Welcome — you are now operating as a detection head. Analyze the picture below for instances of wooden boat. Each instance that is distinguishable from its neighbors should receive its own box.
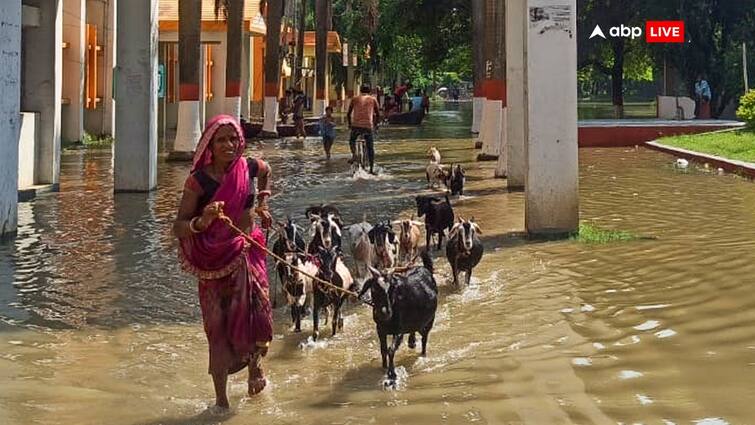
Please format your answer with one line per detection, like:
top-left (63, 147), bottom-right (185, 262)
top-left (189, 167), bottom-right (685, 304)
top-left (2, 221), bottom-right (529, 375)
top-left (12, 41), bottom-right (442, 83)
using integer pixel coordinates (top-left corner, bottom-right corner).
top-left (386, 108), bottom-right (425, 125)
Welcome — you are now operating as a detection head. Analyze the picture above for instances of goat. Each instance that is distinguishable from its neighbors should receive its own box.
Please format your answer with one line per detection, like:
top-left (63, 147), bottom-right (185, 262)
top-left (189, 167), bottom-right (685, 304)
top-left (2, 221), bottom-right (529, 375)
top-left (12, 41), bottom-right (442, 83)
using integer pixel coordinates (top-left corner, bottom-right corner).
top-left (445, 163), bottom-right (466, 196)
top-left (428, 146), bottom-right (441, 164)
top-left (272, 218), bottom-right (307, 283)
top-left (392, 217), bottom-right (423, 266)
top-left (305, 204), bottom-right (343, 228)
top-left (446, 217), bottom-right (484, 286)
top-left (368, 221), bottom-right (399, 270)
top-left (359, 251), bottom-right (437, 381)
top-left (425, 163), bottom-right (447, 189)
top-left (415, 195), bottom-right (455, 250)
top-left (313, 246), bottom-right (355, 340)
top-left (345, 219), bottom-right (374, 280)
top-left (307, 213), bottom-right (342, 255)
top-left (282, 253), bottom-right (317, 332)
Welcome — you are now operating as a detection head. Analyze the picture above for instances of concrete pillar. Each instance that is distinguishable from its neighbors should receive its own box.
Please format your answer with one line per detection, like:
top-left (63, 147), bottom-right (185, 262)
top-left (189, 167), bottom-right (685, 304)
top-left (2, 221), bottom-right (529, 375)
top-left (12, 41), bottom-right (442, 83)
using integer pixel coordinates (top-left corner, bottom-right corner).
top-left (525, 0), bottom-right (579, 235)
top-left (198, 45), bottom-right (206, 126)
top-left (240, 34), bottom-right (251, 120)
top-left (61, 0), bottom-right (85, 143)
top-left (481, 98), bottom-right (502, 158)
top-left (208, 36), bottom-right (227, 119)
top-left (472, 97), bottom-right (483, 133)
top-left (21, 0), bottom-right (63, 186)
top-left (114, 0), bottom-right (158, 192)
top-left (502, 0), bottom-right (526, 188)
top-left (0, 1), bottom-right (22, 239)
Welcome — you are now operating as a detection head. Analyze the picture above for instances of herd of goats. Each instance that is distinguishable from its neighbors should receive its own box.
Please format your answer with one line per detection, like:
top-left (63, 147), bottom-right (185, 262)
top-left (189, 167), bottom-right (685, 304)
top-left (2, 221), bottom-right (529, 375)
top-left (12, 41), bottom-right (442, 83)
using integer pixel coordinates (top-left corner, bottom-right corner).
top-left (269, 147), bottom-right (484, 381)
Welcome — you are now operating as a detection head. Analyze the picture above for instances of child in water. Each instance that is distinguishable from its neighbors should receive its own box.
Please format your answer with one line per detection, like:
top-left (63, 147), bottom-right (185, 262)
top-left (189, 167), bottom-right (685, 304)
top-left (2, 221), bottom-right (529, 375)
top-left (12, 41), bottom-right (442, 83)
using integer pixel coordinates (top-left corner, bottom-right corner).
top-left (320, 106), bottom-right (336, 159)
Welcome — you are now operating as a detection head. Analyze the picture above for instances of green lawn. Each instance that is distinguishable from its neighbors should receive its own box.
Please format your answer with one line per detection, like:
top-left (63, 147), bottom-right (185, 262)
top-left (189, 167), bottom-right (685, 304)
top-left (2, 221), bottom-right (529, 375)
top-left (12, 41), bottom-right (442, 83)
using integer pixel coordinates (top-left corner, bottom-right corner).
top-left (657, 130), bottom-right (755, 163)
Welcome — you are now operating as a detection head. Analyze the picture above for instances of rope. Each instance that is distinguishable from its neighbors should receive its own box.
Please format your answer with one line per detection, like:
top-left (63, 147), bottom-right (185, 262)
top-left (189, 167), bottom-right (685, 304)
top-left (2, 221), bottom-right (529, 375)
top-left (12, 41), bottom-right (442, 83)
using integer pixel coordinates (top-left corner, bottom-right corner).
top-left (217, 212), bottom-right (373, 306)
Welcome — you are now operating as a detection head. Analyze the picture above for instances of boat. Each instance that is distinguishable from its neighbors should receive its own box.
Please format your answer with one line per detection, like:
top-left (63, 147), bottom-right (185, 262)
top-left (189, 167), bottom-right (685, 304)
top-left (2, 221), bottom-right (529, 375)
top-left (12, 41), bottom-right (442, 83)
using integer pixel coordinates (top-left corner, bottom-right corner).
top-left (386, 108), bottom-right (425, 125)
top-left (242, 120), bottom-right (321, 138)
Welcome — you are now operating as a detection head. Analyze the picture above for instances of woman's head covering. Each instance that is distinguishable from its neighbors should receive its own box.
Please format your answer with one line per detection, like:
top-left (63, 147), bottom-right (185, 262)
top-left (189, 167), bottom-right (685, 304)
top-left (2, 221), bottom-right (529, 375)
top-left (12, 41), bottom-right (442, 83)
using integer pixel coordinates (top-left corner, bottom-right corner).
top-left (180, 115), bottom-right (252, 278)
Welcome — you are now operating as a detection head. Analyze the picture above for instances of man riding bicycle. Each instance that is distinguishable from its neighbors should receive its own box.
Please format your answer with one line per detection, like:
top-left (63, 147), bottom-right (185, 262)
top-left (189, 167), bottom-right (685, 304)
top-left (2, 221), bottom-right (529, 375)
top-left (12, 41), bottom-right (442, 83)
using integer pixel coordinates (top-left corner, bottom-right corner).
top-left (347, 83), bottom-right (381, 174)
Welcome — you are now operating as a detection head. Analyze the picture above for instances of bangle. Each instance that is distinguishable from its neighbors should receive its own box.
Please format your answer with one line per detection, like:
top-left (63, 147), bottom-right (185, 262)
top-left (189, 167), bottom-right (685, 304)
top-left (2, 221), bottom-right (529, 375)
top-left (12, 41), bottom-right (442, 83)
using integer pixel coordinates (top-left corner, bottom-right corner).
top-left (189, 217), bottom-right (204, 233)
top-left (256, 341), bottom-right (270, 348)
top-left (258, 190), bottom-right (272, 198)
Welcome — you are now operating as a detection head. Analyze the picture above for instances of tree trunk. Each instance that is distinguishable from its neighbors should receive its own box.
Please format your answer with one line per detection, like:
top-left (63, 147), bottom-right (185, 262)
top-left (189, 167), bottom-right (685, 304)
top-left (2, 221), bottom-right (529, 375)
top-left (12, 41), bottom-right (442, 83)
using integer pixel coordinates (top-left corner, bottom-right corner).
top-left (493, 0), bottom-right (508, 177)
top-left (171, 0), bottom-right (202, 158)
top-left (262, 0), bottom-right (284, 135)
top-left (294, 0), bottom-right (306, 88)
top-left (611, 39), bottom-right (625, 119)
top-left (225, 0), bottom-right (244, 118)
top-left (471, 0), bottom-right (485, 134)
top-left (478, 0), bottom-right (503, 159)
top-left (314, 0), bottom-right (330, 114)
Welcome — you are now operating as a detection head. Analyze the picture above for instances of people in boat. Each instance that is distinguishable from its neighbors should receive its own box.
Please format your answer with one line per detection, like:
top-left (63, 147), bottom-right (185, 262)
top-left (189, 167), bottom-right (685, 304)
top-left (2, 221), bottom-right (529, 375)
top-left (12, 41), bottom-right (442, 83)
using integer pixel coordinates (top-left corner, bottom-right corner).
top-left (383, 95), bottom-right (400, 118)
top-left (173, 115), bottom-right (274, 409)
top-left (347, 83), bottom-right (381, 174)
top-left (292, 89), bottom-right (306, 139)
top-left (319, 105), bottom-right (336, 159)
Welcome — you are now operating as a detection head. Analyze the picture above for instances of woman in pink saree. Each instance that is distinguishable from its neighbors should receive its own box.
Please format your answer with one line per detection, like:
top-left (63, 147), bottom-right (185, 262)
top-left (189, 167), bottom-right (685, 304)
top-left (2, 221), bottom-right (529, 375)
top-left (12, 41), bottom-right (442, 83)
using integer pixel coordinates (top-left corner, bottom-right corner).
top-left (173, 115), bottom-right (273, 408)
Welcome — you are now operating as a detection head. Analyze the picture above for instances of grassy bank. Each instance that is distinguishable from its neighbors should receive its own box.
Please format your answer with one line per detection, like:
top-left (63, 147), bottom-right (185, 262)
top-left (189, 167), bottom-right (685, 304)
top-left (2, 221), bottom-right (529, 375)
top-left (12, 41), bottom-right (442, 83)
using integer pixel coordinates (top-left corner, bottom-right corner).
top-left (657, 130), bottom-right (755, 163)
top-left (63, 133), bottom-right (114, 150)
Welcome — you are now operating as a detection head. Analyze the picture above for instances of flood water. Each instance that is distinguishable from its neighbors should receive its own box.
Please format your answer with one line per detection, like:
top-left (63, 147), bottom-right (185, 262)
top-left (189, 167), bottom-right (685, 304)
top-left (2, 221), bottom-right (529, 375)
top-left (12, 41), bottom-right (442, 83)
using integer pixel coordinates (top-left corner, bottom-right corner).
top-left (2, 105), bottom-right (755, 425)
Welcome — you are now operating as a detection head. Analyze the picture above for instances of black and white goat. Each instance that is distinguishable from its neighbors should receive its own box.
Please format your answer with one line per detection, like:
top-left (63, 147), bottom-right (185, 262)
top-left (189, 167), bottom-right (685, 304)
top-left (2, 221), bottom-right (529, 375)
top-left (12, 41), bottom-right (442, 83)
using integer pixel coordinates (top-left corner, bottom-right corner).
top-left (282, 252), bottom-right (317, 332)
top-left (368, 221), bottom-right (399, 270)
top-left (312, 246), bottom-right (355, 340)
top-left (359, 251), bottom-right (438, 381)
top-left (305, 204), bottom-right (343, 228)
top-left (416, 195), bottom-right (455, 250)
top-left (446, 217), bottom-right (484, 286)
top-left (307, 213), bottom-right (343, 254)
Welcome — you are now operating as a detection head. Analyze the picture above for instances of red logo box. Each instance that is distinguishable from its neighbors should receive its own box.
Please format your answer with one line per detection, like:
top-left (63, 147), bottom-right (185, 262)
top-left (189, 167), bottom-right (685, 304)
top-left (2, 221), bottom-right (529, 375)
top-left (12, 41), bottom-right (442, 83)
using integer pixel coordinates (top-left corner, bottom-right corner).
top-left (646, 21), bottom-right (685, 43)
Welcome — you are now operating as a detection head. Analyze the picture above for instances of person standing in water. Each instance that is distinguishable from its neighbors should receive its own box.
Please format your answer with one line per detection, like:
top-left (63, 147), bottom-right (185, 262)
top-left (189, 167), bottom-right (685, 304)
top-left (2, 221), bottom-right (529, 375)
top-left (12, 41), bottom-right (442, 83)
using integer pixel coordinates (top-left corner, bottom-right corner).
top-left (319, 105), bottom-right (336, 159)
top-left (347, 83), bottom-right (381, 174)
top-left (173, 115), bottom-right (274, 409)
top-left (292, 89), bottom-right (307, 139)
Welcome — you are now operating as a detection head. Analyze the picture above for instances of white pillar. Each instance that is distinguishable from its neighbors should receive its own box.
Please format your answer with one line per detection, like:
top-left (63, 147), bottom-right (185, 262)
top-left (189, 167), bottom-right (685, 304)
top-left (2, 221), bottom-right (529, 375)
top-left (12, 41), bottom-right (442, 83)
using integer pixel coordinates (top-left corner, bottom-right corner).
top-left (114, 0), bottom-right (158, 192)
top-left (61, 0), bottom-right (85, 143)
top-left (525, 0), bottom-right (579, 235)
top-left (208, 35), bottom-right (227, 119)
top-left (173, 101), bottom-right (202, 154)
top-left (21, 0), bottom-right (63, 186)
top-left (102, 0), bottom-right (117, 136)
top-left (0, 1), bottom-right (22, 239)
top-left (482, 99), bottom-right (502, 158)
top-left (503, 0), bottom-right (526, 188)
top-left (240, 34), bottom-right (251, 120)
top-left (262, 97), bottom-right (278, 134)
top-left (471, 97), bottom-right (483, 133)
top-left (199, 45), bottom-right (206, 126)
top-left (493, 106), bottom-right (508, 177)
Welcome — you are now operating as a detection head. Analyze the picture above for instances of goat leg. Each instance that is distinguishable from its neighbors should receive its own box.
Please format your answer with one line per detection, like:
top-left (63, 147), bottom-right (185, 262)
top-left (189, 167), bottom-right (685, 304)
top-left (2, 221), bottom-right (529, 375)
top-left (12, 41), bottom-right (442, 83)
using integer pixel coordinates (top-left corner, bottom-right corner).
top-left (312, 295), bottom-right (320, 341)
top-left (379, 331), bottom-right (389, 369)
top-left (420, 321), bottom-right (433, 356)
top-left (408, 332), bottom-right (417, 349)
top-left (387, 334), bottom-right (404, 381)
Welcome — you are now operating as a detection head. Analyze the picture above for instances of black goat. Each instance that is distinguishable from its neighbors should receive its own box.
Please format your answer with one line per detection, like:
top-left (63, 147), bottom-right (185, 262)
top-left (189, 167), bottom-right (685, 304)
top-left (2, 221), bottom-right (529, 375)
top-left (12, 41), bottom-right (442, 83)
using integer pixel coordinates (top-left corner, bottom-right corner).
top-left (271, 218), bottom-right (307, 308)
top-left (313, 246), bottom-right (355, 340)
top-left (359, 250), bottom-right (438, 381)
top-left (446, 218), bottom-right (484, 286)
top-left (415, 195), bottom-right (455, 250)
top-left (445, 164), bottom-right (465, 196)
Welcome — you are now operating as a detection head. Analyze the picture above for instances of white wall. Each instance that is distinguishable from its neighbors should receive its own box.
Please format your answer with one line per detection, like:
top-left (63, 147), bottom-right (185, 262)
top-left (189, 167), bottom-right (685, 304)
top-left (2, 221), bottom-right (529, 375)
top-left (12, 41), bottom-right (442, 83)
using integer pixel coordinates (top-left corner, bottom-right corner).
top-left (18, 113), bottom-right (39, 189)
top-left (0, 1), bottom-right (22, 238)
top-left (62, 0), bottom-right (85, 143)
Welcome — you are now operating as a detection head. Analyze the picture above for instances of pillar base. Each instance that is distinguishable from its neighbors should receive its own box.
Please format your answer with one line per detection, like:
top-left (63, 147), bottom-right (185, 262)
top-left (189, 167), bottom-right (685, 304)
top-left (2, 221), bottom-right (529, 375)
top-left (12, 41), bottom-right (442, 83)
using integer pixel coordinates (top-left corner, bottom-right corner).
top-left (527, 230), bottom-right (573, 241)
top-left (114, 187), bottom-right (157, 194)
top-left (0, 230), bottom-right (18, 243)
top-left (476, 153), bottom-right (499, 161)
top-left (167, 151), bottom-right (195, 162)
top-left (18, 184), bottom-right (60, 202)
top-left (260, 131), bottom-right (279, 139)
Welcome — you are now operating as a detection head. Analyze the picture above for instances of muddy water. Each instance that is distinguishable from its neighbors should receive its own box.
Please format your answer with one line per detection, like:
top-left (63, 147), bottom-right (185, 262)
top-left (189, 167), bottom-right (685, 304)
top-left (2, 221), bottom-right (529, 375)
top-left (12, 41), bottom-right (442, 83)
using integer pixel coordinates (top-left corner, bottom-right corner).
top-left (2, 106), bottom-right (755, 425)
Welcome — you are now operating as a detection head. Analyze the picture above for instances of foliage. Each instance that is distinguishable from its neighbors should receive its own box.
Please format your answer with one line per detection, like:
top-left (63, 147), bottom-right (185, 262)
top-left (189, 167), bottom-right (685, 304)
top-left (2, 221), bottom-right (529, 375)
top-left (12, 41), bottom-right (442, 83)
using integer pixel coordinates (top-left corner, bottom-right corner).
top-left (658, 130), bottom-right (755, 163)
top-left (736, 90), bottom-right (755, 128)
top-left (572, 223), bottom-right (639, 244)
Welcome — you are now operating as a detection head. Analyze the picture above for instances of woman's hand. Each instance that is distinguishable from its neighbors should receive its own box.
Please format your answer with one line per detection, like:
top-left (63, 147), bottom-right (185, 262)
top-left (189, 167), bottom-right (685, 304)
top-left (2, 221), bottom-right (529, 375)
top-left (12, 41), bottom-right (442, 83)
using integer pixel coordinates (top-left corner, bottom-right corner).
top-left (256, 204), bottom-right (273, 229)
top-left (201, 201), bottom-right (225, 227)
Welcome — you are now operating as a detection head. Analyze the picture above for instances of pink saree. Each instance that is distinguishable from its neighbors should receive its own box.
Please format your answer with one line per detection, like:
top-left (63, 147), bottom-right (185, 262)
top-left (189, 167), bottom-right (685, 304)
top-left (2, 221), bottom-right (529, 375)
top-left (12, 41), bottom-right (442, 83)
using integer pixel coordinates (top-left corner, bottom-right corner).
top-left (179, 115), bottom-right (273, 376)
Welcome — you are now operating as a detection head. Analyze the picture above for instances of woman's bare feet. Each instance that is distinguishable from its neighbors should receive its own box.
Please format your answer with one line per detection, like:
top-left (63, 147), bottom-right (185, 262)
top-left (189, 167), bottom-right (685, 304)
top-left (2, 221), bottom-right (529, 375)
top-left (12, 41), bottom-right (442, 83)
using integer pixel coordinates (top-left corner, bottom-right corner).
top-left (248, 365), bottom-right (266, 396)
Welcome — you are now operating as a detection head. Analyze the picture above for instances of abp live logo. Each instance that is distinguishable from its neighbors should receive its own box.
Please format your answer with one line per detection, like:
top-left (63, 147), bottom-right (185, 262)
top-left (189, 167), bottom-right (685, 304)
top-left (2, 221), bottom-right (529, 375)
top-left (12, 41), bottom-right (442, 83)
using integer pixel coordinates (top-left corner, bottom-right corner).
top-left (646, 21), bottom-right (684, 43)
top-left (589, 21), bottom-right (684, 43)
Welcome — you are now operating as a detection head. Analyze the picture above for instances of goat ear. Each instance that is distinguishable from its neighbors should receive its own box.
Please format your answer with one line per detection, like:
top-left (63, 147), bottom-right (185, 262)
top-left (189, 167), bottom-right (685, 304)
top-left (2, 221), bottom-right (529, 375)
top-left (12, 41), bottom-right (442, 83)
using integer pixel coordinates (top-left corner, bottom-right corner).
top-left (471, 220), bottom-right (482, 235)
